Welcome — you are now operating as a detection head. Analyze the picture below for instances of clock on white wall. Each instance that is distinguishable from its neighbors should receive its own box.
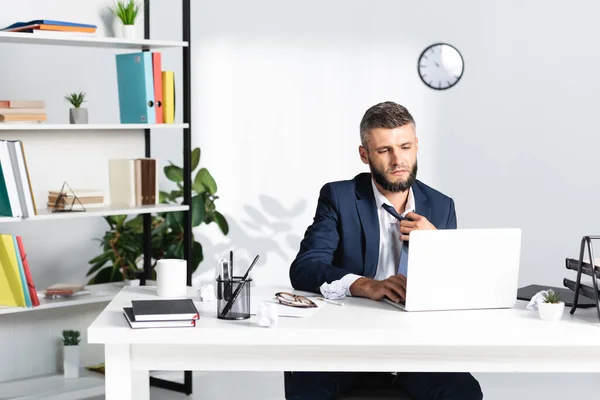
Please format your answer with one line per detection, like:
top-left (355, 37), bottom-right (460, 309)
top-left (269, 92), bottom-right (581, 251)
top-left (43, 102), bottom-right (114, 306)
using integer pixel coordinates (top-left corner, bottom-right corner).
top-left (417, 43), bottom-right (464, 90)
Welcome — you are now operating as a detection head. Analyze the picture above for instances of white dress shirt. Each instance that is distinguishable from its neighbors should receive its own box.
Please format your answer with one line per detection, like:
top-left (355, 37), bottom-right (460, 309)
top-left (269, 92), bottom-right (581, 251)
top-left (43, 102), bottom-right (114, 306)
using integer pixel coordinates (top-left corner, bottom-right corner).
top-left (338, 179), bottom-right (415, 295)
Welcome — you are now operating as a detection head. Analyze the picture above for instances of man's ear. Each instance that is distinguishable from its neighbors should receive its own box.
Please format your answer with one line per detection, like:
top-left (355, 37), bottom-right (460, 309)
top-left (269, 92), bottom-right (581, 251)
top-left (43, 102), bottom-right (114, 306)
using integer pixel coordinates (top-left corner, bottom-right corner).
top-left (359, 146), bottom-right (369, 164)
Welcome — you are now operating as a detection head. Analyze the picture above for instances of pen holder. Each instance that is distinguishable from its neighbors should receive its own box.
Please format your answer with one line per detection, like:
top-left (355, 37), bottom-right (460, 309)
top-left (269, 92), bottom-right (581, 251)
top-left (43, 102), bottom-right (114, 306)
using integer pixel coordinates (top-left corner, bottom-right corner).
top-left (216, 277), bottom-right (252, 320)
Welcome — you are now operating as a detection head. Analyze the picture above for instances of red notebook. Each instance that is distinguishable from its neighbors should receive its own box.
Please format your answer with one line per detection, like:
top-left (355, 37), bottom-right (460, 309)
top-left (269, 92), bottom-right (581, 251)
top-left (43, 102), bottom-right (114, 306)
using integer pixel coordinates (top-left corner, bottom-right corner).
top-left (16, 236), bottom-right (39, 306)
top-left (152, 52), bottom-right (163, 123)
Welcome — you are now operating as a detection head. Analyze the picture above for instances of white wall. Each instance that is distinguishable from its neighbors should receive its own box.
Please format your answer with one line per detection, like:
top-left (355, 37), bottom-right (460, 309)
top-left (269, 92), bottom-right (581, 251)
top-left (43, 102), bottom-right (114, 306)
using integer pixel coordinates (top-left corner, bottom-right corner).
top-left (186, 0), bottom-right (600, 288)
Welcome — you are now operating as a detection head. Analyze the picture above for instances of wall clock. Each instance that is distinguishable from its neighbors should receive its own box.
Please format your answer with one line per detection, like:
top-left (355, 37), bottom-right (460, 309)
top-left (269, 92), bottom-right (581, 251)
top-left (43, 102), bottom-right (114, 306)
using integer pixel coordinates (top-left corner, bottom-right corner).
top-left (417, 43), bottom-right (464, 90)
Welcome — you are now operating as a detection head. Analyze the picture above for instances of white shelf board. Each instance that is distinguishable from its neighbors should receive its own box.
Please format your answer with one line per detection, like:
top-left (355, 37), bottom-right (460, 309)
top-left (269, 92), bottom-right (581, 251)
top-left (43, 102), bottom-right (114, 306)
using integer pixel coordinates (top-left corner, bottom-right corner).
top-left (0, 31), bottom-right (188, 49)
top-left (0, 123), bottom-right (188, 131)
top-left (0, 368), bottom-right (104, 400)
top-left (0, 204), bottom-right (189, 223)
top-left (0, 282), bottom-right (124, 316)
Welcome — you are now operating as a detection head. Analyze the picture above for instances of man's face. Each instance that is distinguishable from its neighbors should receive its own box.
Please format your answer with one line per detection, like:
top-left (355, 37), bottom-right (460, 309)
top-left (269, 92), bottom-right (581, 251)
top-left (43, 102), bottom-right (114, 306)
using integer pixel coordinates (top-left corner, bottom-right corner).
top-left (359, 125), bottom-right (419, 192)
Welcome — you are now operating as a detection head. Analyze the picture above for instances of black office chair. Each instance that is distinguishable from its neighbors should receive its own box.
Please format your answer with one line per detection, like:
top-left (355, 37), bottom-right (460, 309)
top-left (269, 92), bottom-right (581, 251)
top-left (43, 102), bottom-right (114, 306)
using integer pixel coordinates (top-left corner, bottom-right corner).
top-left (334, 373), bottom-right (415, 400)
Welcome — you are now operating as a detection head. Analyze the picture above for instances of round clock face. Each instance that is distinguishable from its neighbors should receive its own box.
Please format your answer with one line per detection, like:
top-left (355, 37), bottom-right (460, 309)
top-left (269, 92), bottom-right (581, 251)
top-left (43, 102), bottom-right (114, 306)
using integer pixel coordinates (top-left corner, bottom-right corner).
top-left (417, 43), bottom-right (464, 90)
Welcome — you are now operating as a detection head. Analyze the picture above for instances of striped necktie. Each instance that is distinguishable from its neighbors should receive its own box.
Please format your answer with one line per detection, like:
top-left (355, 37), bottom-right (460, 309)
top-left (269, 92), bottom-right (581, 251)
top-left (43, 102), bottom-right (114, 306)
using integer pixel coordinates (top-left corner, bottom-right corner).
top-left (381, 204), bottom-right (409, 277)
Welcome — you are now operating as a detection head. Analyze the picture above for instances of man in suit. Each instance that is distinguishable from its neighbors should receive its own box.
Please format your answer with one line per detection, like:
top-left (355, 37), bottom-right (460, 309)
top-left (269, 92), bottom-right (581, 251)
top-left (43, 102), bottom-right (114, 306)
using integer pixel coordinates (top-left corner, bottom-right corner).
top-left (286, 101), bottom-right (483, 400)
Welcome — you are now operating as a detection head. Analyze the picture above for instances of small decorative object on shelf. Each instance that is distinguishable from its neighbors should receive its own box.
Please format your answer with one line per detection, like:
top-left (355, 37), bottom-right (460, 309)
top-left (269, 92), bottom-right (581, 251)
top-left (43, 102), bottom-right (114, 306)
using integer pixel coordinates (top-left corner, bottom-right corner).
top-left (64, 91), bottom-right (88, 124)
top-left (50, 182), bottom-right (86, 213)
top-left (110, 0), bottom-right (143, 39)
top-left (538, 290), bottom-right (565, 322)
top-left (62, 329), bottom-right (81, 379)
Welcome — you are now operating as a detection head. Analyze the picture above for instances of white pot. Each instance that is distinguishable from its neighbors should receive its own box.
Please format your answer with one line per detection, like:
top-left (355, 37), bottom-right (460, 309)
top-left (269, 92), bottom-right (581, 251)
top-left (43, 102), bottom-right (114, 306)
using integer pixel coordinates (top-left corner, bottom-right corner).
top-left (538, 302), bottom-right (565, 321)
top-left (122, 24), bottom-right (136, 39)
top-left (63, 345), bottom-right (80, 378)
top-left (124, 278), bottom-right (140, 287)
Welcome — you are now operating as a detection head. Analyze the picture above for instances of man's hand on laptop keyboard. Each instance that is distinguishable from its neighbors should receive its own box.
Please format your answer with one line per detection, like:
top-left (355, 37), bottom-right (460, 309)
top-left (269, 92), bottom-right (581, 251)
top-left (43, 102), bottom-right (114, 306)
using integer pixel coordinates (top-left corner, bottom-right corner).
top-left (349, 274), bottom-right (406, 302)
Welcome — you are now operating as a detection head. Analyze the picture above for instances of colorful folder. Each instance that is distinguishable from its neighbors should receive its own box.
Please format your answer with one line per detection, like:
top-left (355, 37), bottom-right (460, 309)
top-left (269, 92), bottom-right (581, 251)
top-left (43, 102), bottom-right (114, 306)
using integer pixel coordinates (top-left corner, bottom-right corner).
top-left (115, 52), bottom-right (156, 124)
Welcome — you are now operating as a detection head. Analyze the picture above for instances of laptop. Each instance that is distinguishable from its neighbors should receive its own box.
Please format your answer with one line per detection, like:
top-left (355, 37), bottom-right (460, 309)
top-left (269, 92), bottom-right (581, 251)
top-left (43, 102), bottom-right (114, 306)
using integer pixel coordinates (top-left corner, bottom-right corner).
top-left (384, 228), bottom-right (522, 311)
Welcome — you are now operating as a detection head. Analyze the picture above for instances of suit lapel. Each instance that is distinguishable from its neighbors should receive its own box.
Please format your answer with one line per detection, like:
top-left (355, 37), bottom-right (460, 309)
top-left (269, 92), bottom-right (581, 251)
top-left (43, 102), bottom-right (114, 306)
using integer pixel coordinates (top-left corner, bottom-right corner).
top-left (355, 174), bottom-right (379, 278)
top-left (412, 181), bottom-right (431, 221)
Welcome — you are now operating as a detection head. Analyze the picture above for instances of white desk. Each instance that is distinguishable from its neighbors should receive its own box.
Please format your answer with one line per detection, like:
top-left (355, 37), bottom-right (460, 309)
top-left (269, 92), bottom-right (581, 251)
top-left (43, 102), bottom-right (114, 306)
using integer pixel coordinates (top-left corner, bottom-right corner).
top-left (88, 285), bottom-right (600, 400)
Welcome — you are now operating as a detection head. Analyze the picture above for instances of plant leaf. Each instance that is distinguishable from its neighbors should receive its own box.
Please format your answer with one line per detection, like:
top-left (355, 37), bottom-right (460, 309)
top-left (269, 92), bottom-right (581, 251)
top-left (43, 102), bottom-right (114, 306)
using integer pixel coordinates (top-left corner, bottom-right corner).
top-left (159, 191), bottom-right (170, 203)
top-left (214, 211), bottom-right (229, 235)
top-left (191, 147), bottom-right (201, 171)
top-left (191, 195), bottom-right (205, 227)
top-left (165, 164), bottom-right (184, 183)
top-left (191, 241), bottom-right (203, 273)
top-left (88, 250), bottom-right (113, 266)
top-left (86, 261), bottom-right (108, 277)
top-left (197, 168), bottom-right (217, 194)
top-left (167, 211), bottom-right (184, 232)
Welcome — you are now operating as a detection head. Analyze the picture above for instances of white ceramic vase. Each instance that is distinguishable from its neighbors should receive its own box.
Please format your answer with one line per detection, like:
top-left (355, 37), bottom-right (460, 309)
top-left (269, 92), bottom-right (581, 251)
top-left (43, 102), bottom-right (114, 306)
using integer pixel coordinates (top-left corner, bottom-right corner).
top-left (63, 345), bottom-right (80, 378)
top-left (122, 24), bottom-right (136, 39)
top-left (538, 302), bottom-right (565, 321)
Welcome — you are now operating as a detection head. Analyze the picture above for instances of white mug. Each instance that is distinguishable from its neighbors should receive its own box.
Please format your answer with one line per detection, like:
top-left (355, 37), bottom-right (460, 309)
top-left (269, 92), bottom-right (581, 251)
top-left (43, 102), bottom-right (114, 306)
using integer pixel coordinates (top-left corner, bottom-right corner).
top-left (155, 259), bottom-right (187, 298)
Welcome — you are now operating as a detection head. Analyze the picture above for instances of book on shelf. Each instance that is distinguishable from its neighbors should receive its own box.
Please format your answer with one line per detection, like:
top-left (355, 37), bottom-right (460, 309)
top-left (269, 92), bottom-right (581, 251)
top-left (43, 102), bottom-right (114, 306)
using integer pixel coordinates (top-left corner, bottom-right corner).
top-left (0, 234), bottom-right (38, 307)
top-left (0, 101), bottom-right (46, 123)
top-left (44, 283), bottom-right (85, 296)
top-left (1, 20), bottom-right (97, 37)
top-left (0, 140), bottom-right (37, 217)
top-left (47, 189), bottom-right (105, 210)
top-left (109, 158), bottom-right (157, 207)
top-left (115, 52), bottom-right (175, 124)
top-left (123, 307), bottom-right (197, 329)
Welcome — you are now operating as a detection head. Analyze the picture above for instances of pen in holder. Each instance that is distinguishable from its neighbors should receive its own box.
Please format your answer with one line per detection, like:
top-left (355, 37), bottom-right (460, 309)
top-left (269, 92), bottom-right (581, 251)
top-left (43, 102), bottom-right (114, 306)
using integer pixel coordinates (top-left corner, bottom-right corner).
top-left (217, 276), bottom-right (252, 320)
top-left (218, 255), bottom-right (260, 320)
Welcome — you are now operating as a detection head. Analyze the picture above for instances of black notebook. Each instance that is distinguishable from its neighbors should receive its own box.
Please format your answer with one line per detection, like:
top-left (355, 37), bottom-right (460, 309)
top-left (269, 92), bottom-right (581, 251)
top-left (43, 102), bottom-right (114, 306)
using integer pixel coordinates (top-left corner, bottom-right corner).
top-left (131, 299), bottom-right (200, 321)
top-left (123, 307), bottom-right (197, 329)
top-left (517, 284), bottom-right (595, 308)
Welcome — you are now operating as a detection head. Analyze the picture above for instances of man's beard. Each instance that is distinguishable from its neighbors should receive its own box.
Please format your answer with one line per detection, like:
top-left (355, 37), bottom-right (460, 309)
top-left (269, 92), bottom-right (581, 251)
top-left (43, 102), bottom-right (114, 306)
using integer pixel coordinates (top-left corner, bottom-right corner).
top-left (370, 161), bottom-right (418, 192)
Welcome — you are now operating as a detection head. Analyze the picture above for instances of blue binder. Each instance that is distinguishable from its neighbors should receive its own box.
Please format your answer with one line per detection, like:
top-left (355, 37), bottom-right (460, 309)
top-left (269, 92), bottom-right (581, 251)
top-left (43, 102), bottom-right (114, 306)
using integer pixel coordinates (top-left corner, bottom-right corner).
top-left (115, 52), bottom-right (156, 124)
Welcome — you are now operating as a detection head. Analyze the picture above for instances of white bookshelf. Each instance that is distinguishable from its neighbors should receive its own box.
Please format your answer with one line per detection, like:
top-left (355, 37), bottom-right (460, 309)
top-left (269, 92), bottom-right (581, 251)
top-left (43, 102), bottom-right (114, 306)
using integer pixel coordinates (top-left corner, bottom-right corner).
top-left (0, 31), bottom-right (187, 49)
top-left (0, 204), bottom-right (189, 223)
top-left (0, 368), bottom-right (105, 399)
top-left (0, 123), bottom-right (189, 131)
top-left (0, 282), bottom-right (124, 316)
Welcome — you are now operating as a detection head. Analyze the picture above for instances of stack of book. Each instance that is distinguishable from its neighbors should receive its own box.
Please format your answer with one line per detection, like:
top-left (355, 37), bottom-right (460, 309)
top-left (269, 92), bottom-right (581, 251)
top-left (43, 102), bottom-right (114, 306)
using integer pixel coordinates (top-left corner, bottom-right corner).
top-left (0, 234), bottom-right (39, 308)
top-left (109, 158), bottom-right (158, 207)
top-left (115, 52), bottom-right (175, 124)
top-left (47, 189), bottom-right (105, 210)
top-left (0, 100), bottom-right (46, 123)
top-left (0, 140), bottom-right (37, 217)
top-left (0, 19), bottom-right (97, 38)
top-left (123, 299), bottom-right (199, 329)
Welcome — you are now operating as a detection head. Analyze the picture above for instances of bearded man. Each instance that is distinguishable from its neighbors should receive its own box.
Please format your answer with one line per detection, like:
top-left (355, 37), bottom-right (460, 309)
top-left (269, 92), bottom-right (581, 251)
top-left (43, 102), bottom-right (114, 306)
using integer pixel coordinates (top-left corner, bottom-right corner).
top-left (286, 101), bottom-right (482, 400)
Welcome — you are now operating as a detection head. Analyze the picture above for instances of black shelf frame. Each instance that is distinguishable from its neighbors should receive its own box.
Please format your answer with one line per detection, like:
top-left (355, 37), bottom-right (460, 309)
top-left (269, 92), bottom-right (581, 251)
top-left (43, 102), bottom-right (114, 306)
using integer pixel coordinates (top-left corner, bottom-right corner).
top-left (140, 0), bottom-right (193, 395)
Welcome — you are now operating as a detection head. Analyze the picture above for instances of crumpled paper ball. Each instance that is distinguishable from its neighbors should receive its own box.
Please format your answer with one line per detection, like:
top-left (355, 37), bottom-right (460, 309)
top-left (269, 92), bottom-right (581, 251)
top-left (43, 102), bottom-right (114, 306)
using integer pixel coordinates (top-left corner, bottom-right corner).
top-left (257, 302), bottom-right (279, 328)
top-left (198, 284), bottom-right (216, 302)
top-left (527, 290), bottom-right (551, 311)
top-left (319, 280), bottom-right (346, 300)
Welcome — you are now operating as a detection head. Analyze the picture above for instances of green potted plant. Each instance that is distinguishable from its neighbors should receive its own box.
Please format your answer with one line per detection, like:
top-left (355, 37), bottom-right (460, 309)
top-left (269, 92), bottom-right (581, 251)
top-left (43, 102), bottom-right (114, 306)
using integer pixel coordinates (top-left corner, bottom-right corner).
top-left (86, 147), bottom-right (229, 284)
top-left (110, 0), bottom-right (143, 39)
top-left (538, 290), bottom-right (564, 321)
top-left (65, 91), bottom-right (87, 124)
top-left (62, 329), bottom-right (81, 378)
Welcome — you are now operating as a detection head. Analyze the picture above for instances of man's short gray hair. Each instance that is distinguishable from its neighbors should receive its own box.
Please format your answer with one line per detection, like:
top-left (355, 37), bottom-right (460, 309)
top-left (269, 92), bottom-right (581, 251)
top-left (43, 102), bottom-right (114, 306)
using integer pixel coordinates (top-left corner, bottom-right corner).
top-left (359, 101), bottom-right (416, 148)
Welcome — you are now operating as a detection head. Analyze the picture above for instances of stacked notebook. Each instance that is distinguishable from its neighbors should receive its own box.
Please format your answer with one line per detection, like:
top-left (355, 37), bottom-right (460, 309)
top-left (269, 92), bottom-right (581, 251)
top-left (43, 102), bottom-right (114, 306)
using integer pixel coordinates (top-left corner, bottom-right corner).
top-left (123, 298), bottom-right (199, 329)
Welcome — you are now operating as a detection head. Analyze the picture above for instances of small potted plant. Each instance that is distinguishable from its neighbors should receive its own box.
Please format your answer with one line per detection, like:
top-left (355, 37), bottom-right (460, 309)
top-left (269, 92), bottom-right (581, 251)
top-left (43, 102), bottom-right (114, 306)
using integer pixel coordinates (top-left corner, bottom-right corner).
top-left (538, 290), bottom-right (565, 321)
top-left (65, 91), bottom-right (87, 124)
top-left (110, 0), bottom-right (143, 39)
top-left (62, 329), bottom-right (81, 378)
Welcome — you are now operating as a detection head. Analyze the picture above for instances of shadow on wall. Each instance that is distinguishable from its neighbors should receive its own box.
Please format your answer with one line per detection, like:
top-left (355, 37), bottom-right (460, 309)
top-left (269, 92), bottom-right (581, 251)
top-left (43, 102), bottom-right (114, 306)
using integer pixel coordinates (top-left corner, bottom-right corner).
top-left (193, 194), bottom-right (307, 284)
